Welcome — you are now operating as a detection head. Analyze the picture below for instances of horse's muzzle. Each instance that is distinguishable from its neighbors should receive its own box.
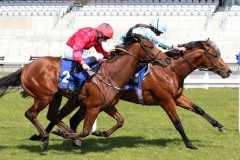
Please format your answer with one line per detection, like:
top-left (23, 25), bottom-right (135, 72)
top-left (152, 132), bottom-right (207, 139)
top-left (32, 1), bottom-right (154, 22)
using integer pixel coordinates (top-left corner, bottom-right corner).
top-left (218, 68), bottom-right (232, 78)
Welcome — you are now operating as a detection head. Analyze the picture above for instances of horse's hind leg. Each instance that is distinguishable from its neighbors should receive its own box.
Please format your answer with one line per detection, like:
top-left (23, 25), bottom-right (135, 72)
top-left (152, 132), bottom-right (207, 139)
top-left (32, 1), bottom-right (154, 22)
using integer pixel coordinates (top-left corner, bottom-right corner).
top-left (176, 95), bottom-right (227, 132)
top-left (92, 106), bottom-right (124, 137)
top-left (30, 99), bottom-right (80, 141)
top-left (160, 100), bottom-right (197, 150)
top-left (25, 100), bottom-right (50, 150)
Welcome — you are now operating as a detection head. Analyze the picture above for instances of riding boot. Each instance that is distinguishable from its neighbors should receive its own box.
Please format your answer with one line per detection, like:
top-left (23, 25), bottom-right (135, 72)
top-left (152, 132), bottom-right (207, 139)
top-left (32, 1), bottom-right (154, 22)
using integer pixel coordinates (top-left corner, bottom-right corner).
top-left (72, 85), bottom-right (79, 103)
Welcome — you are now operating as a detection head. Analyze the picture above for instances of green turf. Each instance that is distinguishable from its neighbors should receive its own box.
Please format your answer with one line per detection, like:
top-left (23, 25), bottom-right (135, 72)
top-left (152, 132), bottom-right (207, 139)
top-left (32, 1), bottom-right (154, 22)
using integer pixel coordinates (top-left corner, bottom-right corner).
top-left (0, 88), bottom-right (239, 160)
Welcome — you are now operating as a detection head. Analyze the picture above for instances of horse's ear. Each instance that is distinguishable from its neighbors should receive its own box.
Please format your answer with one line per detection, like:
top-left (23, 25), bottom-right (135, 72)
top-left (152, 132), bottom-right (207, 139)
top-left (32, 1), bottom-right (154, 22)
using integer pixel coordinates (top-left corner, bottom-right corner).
top-left (132, 34), bottom-right (142, 42)
top-left (206, 38), bottom-right (211, 44)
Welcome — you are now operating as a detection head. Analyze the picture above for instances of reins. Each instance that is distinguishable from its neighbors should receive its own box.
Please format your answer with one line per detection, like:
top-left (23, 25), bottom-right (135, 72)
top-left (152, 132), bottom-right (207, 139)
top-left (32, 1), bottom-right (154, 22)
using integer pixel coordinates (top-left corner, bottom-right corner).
top-left (181, 47), bottom-right (216, 71)
top-left (171, 42), bottom-right (223, 78)
top-left (92, 40), bottom-right (162, 93)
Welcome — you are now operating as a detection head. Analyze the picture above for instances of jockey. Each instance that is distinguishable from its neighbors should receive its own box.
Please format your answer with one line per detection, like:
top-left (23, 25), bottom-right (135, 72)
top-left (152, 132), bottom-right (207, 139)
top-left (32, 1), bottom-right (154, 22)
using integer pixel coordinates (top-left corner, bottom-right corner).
top-left (119, 18), bottom-right (185, 51)
top-left (62, 23), bottom-right (114, 71)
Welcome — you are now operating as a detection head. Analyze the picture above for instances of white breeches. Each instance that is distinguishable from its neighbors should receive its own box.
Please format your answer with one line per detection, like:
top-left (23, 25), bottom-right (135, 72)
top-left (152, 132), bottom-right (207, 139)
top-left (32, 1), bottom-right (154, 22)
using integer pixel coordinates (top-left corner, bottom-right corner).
top-left (62, 45), bottom-right (104, 61)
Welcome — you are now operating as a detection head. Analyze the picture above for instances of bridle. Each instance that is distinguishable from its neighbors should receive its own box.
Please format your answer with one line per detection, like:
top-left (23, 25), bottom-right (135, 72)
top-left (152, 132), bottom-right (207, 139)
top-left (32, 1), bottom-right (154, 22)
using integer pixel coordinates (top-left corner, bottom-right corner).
top-left (93, 40), bottom-right (164, 93)
top-left (181, 43), bottom-right (222, 72)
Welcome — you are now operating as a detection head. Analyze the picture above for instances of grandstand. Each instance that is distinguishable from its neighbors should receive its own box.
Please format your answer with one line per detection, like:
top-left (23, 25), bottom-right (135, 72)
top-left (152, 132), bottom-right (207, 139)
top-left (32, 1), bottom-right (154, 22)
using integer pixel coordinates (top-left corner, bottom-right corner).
top-left (0, 0), bottom-right (239, 62)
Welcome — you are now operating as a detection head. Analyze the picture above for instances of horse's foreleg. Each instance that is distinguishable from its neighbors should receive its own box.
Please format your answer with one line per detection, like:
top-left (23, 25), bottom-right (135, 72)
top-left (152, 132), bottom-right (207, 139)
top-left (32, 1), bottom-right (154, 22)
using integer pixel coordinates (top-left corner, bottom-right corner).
top-left (25, 100), bottom-right (50, 150)
top-left (176, 95), bottom-right (227, 132)
top-left (92, 106), bottom-right (124, 137)
top-left (47, 94), bottom-right (74, 135)
top-left (51, 104), bottom-right (86, 147)
top-left (51, 100), bottom-right (80, 136)
top-left (68, 105), bottom-right (86, 132)
top-left (64, 107), bottom-right (100, 139)
top-left (161, 101), bottom-right (197, 150)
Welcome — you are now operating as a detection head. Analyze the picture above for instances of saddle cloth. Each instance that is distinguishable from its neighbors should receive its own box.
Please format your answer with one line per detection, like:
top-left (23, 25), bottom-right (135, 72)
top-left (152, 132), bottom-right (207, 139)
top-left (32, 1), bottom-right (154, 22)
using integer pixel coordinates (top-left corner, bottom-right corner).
top-left (124, 63), bottom-right (150, 91)
top-left (58, 59), bottom-right (89, 91)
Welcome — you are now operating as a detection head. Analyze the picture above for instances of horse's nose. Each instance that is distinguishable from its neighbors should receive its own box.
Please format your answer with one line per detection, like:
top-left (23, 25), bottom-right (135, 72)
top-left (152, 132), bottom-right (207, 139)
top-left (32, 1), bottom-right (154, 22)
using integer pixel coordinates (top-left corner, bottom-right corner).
top-left (228, 69), bottom-right (232, 75)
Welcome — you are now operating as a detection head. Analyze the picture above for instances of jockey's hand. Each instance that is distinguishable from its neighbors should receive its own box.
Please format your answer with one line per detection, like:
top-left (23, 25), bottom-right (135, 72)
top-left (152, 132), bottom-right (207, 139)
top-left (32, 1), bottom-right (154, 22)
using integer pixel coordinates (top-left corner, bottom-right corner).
top-left (82, 63), bottom-right (91, 71)
top-left (173, 45), bottom-right (186, 51)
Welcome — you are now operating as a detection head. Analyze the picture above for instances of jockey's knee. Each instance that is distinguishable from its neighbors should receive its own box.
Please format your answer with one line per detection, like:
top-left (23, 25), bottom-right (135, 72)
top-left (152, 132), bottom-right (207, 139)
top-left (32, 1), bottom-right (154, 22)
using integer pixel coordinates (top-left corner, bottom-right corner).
top-left (95, 53), bottom-right (104, 61)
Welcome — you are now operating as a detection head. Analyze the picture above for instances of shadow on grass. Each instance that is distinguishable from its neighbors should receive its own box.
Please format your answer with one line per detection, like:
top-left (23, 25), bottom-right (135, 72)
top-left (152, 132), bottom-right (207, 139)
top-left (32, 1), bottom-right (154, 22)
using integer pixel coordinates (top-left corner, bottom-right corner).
top-left (12, 136), bottom-right (203, 154)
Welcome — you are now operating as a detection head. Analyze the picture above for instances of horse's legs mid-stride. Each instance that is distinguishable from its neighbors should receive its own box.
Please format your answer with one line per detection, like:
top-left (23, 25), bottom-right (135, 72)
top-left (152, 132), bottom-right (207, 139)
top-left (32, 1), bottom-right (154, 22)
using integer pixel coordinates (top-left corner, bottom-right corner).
top-left (160, 99), bottom-right (197, 149)
top-left (91, 106), bottom-right (124, 137)
top-left (175, 95), bottom-right (227, 132)
top-left (24, 98), bottom-right (53, 150)
top-left (25, 92), bottom-right (76, 150)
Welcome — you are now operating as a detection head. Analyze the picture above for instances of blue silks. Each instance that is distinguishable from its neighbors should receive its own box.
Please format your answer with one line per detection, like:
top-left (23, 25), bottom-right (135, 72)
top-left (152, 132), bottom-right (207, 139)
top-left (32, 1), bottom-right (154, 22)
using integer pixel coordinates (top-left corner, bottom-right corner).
top-left (124, 64), bottom-right (147, 91)
top-left (237, 52), bottom-right (240, 64)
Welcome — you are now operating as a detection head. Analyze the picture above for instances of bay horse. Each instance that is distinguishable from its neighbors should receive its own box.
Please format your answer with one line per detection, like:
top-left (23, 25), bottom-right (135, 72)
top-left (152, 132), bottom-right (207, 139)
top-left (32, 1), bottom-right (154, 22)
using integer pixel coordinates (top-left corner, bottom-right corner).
top-left (32, 38), bottom-right (231, 150)
top-left (0, 34), bottom-right (168, 150)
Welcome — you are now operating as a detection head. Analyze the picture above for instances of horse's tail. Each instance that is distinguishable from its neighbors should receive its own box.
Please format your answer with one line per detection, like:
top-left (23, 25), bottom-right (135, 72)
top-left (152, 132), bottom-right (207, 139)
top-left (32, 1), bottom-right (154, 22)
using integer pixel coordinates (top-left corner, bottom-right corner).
top-left (0, 68), bottom-right (22, 98)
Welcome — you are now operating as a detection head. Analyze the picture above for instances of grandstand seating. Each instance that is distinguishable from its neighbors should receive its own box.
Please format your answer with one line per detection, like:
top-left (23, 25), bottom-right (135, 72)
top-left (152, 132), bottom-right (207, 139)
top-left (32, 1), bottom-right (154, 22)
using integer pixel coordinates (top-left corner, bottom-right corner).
top-left (80, 4), bottom-right (216, 16)
top-left (229, 5), bottom-right (240, 16)
top-left (0, 0), bottom-right (75, 16)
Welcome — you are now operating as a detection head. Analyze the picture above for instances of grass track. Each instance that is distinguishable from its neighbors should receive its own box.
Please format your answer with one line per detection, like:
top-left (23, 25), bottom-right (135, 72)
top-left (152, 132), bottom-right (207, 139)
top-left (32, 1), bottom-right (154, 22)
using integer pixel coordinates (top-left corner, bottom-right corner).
top-left (0, 88), bottom-right (239, 160)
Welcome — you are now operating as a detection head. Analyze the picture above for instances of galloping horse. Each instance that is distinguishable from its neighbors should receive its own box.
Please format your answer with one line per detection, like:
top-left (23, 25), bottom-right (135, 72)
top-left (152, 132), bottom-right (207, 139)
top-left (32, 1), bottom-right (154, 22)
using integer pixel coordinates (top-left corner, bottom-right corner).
top-left (0, 34), bottom-right (168, 150)
top-left (33, 38), bottom-right (231, 150)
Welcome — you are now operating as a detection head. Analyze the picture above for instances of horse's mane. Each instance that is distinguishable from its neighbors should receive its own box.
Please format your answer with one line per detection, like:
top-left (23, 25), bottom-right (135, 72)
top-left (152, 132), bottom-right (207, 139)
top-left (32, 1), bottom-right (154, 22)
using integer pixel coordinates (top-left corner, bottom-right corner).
top-left (164, 40), bottom-right (206, 57)
top-left (178, 41), bottom-right (204, 50)
top-left (165, 39), bottom-right (220, 58)
top-left (107, 37), bottom-right (137, 60)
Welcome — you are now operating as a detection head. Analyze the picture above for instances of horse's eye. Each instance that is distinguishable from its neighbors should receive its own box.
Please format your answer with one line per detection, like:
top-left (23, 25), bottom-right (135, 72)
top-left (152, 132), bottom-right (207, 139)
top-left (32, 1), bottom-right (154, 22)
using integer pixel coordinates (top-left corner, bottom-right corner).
top-left (213, 54), bottom-right (219, 58)
top-left (149, 46), bottom-right (154, 50)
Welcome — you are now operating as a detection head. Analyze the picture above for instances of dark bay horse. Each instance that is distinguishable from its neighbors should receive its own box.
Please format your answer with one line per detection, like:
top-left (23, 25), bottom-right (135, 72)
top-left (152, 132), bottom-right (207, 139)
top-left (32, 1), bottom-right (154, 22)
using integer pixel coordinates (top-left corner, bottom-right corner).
top-left (0, 34), bottom-right (168, 150)
top-left (34, 38), bottom-right (231, 150)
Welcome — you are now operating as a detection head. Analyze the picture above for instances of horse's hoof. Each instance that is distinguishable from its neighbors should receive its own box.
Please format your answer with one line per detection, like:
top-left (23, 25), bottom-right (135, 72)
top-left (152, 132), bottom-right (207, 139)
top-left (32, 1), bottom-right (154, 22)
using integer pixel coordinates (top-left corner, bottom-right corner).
top-left (91, 130), bottom-right (108, 137)
top-left (29, 134), bottom-right (41, 141)
top-left (92, 130), bottom-right (101, 136)
top-left (219, 127), bottom-right (227, 132)
top-left (51, 128), bottom-right (64, 137)
top-left (40, 141), bottom-right (49, 151)
top-left (64, 132), bottom-right (79, 139)
top-left (187, 145), bottom-right (198, 150)
top-left (73, 138), bottom-right (81, 147)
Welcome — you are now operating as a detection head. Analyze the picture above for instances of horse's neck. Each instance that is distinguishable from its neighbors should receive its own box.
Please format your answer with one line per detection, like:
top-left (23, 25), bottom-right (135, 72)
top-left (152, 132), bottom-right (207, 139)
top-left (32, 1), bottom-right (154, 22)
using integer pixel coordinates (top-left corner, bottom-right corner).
top-left (102, 54), bottom-right (139, 88)
top-left (171, 49), bottom-right (203, 79)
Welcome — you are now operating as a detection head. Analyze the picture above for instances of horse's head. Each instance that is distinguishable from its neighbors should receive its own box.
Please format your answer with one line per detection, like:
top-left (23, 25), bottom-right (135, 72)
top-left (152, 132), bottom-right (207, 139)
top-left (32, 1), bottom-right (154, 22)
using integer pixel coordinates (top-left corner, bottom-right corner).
top-left (200, 38), bottom-right (231, 78)
top-left (120, 34), bottom-right (169, 67)
top-left (181, 38), bottom-right (231, 78)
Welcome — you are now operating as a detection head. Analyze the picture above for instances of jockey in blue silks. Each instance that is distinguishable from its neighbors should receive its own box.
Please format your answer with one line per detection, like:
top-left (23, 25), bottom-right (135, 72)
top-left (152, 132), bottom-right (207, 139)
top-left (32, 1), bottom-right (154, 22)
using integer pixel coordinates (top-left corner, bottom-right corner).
top-left (120, 18), bottom-right (186, 104)
top-left (119, 17), bottom-right (186, 52)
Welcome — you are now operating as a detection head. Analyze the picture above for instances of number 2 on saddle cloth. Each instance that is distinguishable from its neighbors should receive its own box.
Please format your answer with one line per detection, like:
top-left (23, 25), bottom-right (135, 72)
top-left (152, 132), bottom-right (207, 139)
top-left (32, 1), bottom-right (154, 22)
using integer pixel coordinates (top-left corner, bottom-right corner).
top-left (59, 56), bottom-right (98, 102)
